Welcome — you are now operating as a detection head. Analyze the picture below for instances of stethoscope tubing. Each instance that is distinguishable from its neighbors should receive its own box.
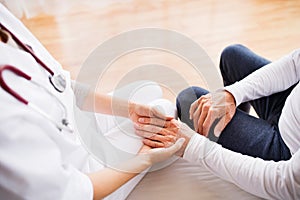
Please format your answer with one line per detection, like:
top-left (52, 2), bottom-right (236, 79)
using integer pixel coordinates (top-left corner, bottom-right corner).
top-left (0, 22), bottom-right (72, 133)
top-left (28, 103), bottom-right (73, 133)
top-left (0, 22), bottom-right (66, 93)
top-left (0, 65), bottom-right (73, 133)
top-left (0, 23), bottom-right (54, 76)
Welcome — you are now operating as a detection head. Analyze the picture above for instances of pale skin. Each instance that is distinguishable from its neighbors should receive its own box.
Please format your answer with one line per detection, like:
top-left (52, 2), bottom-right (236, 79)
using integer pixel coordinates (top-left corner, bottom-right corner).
top-left (135, 118), bottom-right (195, 157)
top-left (87, 139), bottom-right (185, 199)
top-left (189, 90), bottom-right (236, 137)
top-left (79, 92), bottom-right (183, 200)
top-left (81, 90), bottom-right (235, 199)
top-left (134, 90), bottom-right (236, 149)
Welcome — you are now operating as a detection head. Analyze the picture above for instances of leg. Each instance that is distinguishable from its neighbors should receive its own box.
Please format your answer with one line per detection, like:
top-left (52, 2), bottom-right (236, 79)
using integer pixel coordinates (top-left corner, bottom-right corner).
top-left (176, 86), bottom-right (209, 129)
top-left (220, 44), bottom-right (296, 125)
top-left (218, 110), bottom-right (291, 161)
top-left (176, 86), bottom-right (291, 161)
top-left (220, 44), bottom-right (271, 113)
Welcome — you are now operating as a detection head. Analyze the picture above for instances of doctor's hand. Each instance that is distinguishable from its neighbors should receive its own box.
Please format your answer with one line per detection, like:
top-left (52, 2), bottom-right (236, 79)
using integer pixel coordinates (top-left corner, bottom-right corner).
top-left (189, 90), bottom-right (236, 137)
top-left (138, 138), bottom-right (185, 165)
top-left (128, 103), bottom-right (173, 125)
top-left (135, 119), bottom-right (195, 157)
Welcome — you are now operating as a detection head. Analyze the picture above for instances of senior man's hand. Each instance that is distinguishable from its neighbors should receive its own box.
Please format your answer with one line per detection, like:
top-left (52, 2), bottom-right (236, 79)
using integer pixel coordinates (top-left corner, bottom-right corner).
top-left (189, 90), bottom-right (236, 137)
top-left (134, 118), bottom-right (195, 157)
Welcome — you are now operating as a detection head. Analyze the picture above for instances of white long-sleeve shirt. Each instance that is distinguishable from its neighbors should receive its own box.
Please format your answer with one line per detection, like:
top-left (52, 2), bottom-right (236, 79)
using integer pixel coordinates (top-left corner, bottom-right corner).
top-left (225, 49), bottom-right (300, 154)
top-left (183, 49), bottom-right (300, 199)
top-left (184, 134), bottom-right (300, 199)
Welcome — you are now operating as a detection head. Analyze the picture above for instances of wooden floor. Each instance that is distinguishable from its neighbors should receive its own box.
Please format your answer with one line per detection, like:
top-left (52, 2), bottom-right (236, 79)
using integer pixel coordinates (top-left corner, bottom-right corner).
top-left (20, 0), bottom-right (300, 98)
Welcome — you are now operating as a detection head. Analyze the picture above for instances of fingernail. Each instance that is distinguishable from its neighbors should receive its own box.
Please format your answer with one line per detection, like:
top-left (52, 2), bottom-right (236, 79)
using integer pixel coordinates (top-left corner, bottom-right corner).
top-left (166, 116), bottom-right (173, 120)
top-left (138, 118), bottom-right (144, 122)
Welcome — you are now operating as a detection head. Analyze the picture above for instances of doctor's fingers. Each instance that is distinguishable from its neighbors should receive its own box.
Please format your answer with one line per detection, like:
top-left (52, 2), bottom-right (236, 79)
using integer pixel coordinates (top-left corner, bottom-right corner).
top-left (143, 138), bottom-right (164, 148)
top-left (136, 131), bottom-right (176, 148)
top-left (145, 138), bottom-right (185, 165)
top-left (136, 129), bottom-right (176, 142)
top-left (134, 123), bottom-right (179, 136)
top-left (138, 117), bottom-right (177, 128)
top-left (150, 107), bottom-right (173, 121)
top-left (138, 117), bottom-right (180, 131)
top-left (142, 135), bottom-right (179, 149)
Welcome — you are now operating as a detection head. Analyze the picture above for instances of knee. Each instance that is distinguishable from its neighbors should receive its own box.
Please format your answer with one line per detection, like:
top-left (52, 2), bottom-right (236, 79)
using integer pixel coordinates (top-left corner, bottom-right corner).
top-left (177, 86), bottom-right (208, 103)
top-left (176, 87), bottom-right (208, 118)
top-left (220, 44), bottom-right (245, 68)
top-left (219, 44), bottom-right (248, 83)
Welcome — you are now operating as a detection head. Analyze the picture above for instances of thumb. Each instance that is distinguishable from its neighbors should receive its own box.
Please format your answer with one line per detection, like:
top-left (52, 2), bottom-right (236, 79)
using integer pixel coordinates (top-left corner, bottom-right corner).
top-left (166, 138), bottom-right (185, 154)
top-left (152, 107), bottom-right (173, 120)
top-left (149, 138), bottom-right (186, 164)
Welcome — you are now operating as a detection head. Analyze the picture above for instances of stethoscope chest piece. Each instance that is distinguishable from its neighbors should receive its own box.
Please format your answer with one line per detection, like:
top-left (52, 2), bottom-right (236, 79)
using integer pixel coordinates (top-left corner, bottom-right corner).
top-left (0, 65), bottom-right (73, 133)
top-left (49, 74), bottom-right (66, 93)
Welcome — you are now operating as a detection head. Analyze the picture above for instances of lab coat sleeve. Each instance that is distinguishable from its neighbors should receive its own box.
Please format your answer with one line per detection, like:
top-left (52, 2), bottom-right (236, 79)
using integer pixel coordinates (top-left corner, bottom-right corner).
top-left (0, 112), bottom-right (93, 200)
top-left (183, 134), bottom-right (300, 199)
top-left (225, 49), bottom-right (300, 106)
top-left (71, 80), bottom-right (91, 108)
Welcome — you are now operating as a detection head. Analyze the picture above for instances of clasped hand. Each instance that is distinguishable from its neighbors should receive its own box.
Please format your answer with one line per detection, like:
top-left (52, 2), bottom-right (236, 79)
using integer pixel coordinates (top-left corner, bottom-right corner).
top-left (132, 106), bottom-right (195, 157)
top-left (129, 103), bottom-right (190, 160)
top-left (189, 90), bottom-right (236, 137)
top-left (130, 90), bottom-right (236, 162)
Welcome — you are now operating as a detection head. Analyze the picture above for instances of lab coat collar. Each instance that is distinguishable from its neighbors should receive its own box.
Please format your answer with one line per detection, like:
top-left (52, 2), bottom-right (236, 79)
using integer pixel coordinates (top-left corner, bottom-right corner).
top-left (0, 3), bottom-right (64, 75)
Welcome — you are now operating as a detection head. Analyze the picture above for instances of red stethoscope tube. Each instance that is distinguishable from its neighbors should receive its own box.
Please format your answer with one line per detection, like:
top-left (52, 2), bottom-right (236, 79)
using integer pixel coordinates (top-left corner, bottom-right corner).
top-left (0, 23), bottom-right (72, 132)
top-left (0, 64), bottom-right (73, 133)
top-left (0, 23), bottom-right (54, 76)
top-left (0, 23), bottom-right (66, 93)
top-left (0, 65), bottom-right (31, 105)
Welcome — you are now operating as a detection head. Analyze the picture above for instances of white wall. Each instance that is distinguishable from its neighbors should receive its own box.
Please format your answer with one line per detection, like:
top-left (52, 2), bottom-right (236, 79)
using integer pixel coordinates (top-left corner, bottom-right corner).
top-left (0, 0), bottom-right (131, 18)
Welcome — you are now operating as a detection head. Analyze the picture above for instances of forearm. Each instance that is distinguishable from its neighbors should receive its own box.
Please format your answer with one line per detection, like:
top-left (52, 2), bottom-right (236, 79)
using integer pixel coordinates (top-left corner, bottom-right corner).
top-left (87, 155), bottom-right (151, 200)
top-left (183, 134), bottom-right (300, 199)
top-left (82, 92), bottom-right (133, 118)
top-left (225, 49), bottom-right (300, 105)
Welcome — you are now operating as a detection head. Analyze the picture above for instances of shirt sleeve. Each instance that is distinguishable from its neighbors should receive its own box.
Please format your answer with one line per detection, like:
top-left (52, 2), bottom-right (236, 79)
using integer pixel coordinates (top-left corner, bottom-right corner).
top-left (71, 80), bottom-right (91, 108)
top-left (225, 49), bottom-right (300, 106)
top-left (183, 134), bottom-right (300, 199)
top-left (0, 112), bottom-right (93, 200)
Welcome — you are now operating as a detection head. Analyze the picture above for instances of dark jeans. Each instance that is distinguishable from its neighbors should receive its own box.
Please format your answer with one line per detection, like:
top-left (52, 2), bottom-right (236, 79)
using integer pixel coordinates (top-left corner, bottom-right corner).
top-left (176, 44), bottom-right (293, 161)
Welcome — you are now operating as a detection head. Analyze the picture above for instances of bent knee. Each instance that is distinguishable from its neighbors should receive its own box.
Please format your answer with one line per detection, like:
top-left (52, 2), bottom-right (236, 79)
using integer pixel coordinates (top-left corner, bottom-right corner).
top-left (176, 87), bottom-right (209, 116)
top-left (220, 44), bottom-right (245, 63)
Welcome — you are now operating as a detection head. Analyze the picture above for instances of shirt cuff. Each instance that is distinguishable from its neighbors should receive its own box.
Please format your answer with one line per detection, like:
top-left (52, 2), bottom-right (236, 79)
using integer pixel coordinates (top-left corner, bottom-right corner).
top-left (64, 167), bottom-right (94, 200)
top-left (224, 83), bottom-right (244, 106)
top-left (183, 133), bottom-right (220, 165)
top-left (71, 80), bottom-right (91, 108)
top-left (183, 134), bottom-right (204, 162)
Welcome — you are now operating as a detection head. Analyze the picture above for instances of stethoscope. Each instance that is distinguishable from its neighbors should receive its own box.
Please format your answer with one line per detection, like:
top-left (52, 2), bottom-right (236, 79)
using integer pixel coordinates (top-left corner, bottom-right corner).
top-left (0, 23), bottom-right (73, 133)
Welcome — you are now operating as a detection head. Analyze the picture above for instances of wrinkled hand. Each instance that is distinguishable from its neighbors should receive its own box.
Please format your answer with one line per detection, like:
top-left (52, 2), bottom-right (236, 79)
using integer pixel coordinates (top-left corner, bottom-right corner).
top-left (189, 90), bottom-right (236, 137)
top-left (138, 138), bottom-right (185, 165)
top-left (128, 103), bottom-right (173, 124)
top-left (135, 118), bottom-right (195, 157)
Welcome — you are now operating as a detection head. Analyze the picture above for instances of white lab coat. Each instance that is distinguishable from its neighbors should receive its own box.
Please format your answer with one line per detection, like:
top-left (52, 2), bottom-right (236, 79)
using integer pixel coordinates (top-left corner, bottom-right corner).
top-left (0, 4), bottom-right (166, 200)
